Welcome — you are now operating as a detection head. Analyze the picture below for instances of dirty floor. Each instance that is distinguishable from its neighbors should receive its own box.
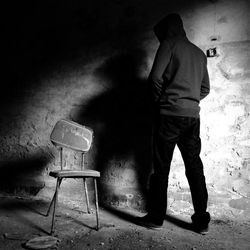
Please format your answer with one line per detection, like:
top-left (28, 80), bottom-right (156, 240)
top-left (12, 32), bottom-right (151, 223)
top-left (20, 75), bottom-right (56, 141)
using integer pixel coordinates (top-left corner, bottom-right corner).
top-left (0, 196), bottom-right (249, 250)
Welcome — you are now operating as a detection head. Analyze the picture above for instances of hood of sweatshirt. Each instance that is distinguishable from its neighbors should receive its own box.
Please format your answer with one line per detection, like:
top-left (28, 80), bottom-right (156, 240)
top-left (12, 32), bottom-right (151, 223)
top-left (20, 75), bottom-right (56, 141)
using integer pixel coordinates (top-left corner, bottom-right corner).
top-left (154, 13), bottom-right (186, 42)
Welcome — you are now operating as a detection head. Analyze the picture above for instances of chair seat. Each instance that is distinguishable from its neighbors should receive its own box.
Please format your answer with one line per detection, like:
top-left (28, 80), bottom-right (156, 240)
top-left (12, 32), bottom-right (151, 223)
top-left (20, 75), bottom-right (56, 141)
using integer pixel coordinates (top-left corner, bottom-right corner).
top-left (49, 169), bottom-right (100, 178)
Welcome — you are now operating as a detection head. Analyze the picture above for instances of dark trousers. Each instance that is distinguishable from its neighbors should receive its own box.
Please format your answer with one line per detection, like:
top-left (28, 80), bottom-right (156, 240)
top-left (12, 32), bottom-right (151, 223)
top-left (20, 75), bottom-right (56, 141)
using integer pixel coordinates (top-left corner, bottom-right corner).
top-left (148, 115), bottom-right (210, 225)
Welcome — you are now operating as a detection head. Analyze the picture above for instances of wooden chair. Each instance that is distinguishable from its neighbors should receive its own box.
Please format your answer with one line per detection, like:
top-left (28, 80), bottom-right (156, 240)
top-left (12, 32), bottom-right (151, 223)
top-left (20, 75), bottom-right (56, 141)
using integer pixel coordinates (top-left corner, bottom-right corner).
top-left (46, 119), bottom-right (100, 235)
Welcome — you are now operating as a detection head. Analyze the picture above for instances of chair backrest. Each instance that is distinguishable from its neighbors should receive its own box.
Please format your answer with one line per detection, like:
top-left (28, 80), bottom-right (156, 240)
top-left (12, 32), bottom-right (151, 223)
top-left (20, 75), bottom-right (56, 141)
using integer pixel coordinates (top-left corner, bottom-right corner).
top-left (50, 119), bottom-right (93, 153)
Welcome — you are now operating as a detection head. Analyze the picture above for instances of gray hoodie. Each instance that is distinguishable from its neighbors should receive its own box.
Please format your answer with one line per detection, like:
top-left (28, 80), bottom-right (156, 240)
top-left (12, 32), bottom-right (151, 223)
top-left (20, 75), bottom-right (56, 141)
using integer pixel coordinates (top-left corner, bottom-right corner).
top-left (149, 13), bottom-right (210, 117)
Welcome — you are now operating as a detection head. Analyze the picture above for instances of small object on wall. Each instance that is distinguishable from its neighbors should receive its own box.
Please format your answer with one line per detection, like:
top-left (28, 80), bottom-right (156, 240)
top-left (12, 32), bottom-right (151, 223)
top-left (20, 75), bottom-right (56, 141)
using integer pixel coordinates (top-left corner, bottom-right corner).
top-left (210, 35), bottom-right (220, 42)
top-left (206, 47), bottom-right (218, 57)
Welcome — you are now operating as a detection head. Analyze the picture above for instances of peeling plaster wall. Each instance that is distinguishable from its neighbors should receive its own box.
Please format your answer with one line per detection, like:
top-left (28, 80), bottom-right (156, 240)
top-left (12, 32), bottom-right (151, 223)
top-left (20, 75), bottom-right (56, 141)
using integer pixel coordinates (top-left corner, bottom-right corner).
top-left (1, 0), bottom-right (250, 219)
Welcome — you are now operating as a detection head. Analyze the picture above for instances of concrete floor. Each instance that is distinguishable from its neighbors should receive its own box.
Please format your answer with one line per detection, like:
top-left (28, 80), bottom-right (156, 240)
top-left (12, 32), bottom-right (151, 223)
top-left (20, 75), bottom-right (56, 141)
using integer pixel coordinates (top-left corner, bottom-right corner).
top-left (0, 195), bottom-right (249, 250)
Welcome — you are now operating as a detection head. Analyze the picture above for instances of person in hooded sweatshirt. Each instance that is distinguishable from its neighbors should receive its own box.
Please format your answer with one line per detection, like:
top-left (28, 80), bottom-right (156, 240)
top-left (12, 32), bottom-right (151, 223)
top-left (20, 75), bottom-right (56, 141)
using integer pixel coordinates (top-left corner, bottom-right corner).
top-left (137, 13), bottom-right (211, 234)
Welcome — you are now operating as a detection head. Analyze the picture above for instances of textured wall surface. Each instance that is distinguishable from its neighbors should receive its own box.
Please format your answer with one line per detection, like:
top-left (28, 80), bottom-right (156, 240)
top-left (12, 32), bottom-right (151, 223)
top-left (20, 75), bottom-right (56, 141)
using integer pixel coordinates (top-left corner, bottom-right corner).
top-left (1, 0), bottom-right (250, 220)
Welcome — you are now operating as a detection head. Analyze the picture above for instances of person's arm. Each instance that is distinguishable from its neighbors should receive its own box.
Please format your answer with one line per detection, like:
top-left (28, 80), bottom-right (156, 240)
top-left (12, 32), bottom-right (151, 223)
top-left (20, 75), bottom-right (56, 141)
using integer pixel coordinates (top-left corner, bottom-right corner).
top-left (148, 40), bottom-right (171, 103)
top-left (200, 60), bottom-right (210, 100)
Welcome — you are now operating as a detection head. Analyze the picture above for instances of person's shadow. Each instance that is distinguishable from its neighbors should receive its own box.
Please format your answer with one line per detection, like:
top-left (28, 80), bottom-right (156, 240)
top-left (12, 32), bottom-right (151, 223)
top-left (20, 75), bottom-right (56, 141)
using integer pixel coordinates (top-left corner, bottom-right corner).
top-left (74, 48), bottom-right (153, 207)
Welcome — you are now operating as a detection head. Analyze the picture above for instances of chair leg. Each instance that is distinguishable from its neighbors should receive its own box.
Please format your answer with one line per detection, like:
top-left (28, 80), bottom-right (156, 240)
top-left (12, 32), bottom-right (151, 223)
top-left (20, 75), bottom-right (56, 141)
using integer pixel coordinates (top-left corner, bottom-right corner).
top-left (83, 178), bottom-right (91, 214)
top-left (46, 192), bottom-right (56, 217)
top-left (50, 178), bottom-right (61, 235)
top-left (94, 178), bottom-right (100, 230)
top-left (46, 178), bottom-right (62, 216)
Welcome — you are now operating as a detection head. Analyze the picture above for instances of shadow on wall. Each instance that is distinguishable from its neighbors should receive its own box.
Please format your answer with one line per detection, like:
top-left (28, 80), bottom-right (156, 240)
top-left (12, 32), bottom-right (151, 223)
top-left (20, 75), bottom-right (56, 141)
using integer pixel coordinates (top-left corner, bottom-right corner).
top-left (0, 152), bottom-right (52, 195)
top-left (2, 1), bottom-right (153, 201)
top-left (74, 49), bottom-right (153, 208)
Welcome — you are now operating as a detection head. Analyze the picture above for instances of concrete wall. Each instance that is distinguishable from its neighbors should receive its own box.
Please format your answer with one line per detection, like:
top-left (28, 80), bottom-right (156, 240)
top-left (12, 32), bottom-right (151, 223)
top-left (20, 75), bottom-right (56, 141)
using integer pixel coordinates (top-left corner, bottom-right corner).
top-left (1, 0), bottom-right (250, 220)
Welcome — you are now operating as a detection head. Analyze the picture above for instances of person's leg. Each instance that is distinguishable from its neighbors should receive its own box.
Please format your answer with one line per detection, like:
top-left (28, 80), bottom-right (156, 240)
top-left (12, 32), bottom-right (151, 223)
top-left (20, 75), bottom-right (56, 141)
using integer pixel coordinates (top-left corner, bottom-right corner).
top-left (177, 117), bottom-right (210, 231)
top-left (146, 115), bottom-right (180, 224)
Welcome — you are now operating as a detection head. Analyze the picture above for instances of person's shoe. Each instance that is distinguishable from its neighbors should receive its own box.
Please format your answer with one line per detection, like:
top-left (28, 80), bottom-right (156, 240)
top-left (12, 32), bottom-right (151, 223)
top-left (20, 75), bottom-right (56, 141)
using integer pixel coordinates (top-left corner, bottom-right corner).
top-left (191, 212), bottom-right (210, 235)
top-left (136, 214), bottom-right (163, 230)
top-left (193, 223), bottom-right (209, 235)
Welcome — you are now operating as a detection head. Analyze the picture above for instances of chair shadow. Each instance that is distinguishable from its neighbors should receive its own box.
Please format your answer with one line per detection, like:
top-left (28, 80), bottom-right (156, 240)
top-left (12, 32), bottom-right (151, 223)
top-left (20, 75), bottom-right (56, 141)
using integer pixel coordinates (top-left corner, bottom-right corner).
top-left (15, 200), bottom-right (97, 233)
top-left (0, 198), bottom-right (50, 235)
top-left (24, 202), bottom-right (49, 217)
